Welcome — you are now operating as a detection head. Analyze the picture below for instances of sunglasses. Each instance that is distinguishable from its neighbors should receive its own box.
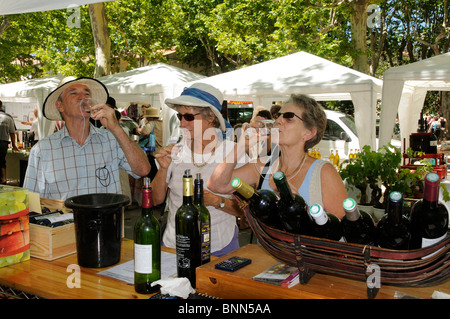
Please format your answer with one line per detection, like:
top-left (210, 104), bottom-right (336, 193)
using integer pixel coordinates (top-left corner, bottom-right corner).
top-left (176, 112), bottom-right (201, 121)
top-left (274, 112), bottom-right (304, 121)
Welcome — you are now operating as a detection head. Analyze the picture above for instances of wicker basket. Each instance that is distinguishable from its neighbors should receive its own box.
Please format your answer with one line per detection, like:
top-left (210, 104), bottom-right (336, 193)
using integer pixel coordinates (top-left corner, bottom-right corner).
top-left (241, 200), bottom-right (450, 298)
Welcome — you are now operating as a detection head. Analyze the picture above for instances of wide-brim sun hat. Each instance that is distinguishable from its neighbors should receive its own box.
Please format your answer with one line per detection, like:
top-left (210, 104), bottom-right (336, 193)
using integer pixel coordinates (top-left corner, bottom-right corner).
top-left (43, 77), bottom-right (109, 121)
top-left (143, 107), bottom-right (161, 118)
top-left (165, 82), bottom-right (230, 132)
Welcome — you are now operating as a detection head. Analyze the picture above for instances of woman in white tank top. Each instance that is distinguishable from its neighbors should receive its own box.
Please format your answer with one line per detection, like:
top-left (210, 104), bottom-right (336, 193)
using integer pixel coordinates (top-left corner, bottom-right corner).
top-left (208, 94), bottom-right (348, 219)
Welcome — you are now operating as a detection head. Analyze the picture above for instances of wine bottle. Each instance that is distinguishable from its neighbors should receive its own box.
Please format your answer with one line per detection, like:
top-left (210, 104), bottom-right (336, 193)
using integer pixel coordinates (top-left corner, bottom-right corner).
top-left (341, 198), bottom-right (375, 245)
top-left (410, 172), bottom-right (449, 250)
top-left (273, 171), bottom-right (312, 235)
top-left (231, 177), bottom-right (280, 228)
top-left (134, 177), bottom-right (161, 294)
top-left (308, 204), bottom-right (344, 241)
top-left (29, 211), bottom-right (73, 227)
top-left (175, 169), bottom-right (201, 288)
top-left (194, 173), bottom-right (211, 264)
top-left (376, 191), bottom-right (411, 250)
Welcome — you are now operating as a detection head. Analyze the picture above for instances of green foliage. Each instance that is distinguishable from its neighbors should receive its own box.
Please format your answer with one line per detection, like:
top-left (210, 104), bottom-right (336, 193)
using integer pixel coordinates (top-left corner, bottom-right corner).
top-left (0, 0), bottom-right (449, 93)
top-left (340, 144), bottom-right (450, 207)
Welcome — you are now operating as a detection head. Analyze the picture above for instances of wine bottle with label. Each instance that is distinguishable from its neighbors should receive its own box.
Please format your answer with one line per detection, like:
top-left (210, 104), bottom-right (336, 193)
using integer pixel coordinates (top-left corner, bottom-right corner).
top-left (176, 169), bottom-right (201, 288)
top-left (308, 204), bottom-right (344, 241)
top-left (29, 211), bottom-right (73, 227)
top-left (376, 191), bottom-right (411, 250)
top-left (231, 177), bottom-right (280, 228)
top-left (410, 173), bottom-right (449, 250)
top-left (194, 173), bottom-right (211, 264)
top-left (341, 198), bottom-right (375, 245)
top-left (134, 177), bottom-right (161, 294)
top-left (273, 171), bottom-right (312, 235)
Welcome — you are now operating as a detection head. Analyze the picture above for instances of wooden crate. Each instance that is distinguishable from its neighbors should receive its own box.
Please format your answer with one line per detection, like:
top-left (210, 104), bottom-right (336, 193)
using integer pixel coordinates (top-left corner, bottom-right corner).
top-left (28, 197), bottom-right (76, 261)
top-left (29, 222), bottom-right (76, 261)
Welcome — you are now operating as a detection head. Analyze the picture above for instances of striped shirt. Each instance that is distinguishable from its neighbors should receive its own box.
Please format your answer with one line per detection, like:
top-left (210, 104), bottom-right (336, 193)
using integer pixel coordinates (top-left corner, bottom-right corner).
top-left (24, 124), bottom-right (139, 201)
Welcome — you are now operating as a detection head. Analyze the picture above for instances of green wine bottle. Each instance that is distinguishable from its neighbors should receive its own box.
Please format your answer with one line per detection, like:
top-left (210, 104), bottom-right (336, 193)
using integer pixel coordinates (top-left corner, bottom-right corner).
top-left (194, 173), bottom-right (211, 264)
top-left (231, 177), bottom-right (280, 228)
top-left (134, 177), bottom-right (161, 294)
top-left (273, 171), bottom-right (312, 235)
top-left (176, 169), bottom-right (201, 288)
top-left (309, 204), bottom-right (344, 241)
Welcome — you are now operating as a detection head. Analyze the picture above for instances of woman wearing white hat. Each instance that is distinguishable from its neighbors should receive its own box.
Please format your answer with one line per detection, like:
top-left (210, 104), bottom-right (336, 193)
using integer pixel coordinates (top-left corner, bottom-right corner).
top-left (151, 83), bottom-right (246, 257)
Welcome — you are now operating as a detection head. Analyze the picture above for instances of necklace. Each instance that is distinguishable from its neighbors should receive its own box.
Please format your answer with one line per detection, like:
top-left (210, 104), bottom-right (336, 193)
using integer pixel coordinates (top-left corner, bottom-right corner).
top-left (191, 140), bottom-right (216, 168)
top-left (278, 152), bottom-right (307, 179)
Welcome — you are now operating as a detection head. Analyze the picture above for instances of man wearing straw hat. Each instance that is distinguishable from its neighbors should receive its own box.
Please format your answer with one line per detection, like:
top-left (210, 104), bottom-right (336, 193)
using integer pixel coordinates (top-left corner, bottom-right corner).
top-left (23, 77), bottom-right (150, 200)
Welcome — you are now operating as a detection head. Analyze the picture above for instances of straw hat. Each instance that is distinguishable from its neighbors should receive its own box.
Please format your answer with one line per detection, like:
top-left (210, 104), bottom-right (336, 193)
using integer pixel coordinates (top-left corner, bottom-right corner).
top-left (143, 107), bottom-right (161, 118)
top-left (165, 83), bottom-right (229, 132)
top-left (43, 77), bottom-right (109, 121)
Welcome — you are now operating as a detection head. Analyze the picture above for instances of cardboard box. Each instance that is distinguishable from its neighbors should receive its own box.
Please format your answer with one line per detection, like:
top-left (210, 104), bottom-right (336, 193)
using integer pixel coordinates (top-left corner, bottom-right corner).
top-left (0, 185), bottom-right (30, 268)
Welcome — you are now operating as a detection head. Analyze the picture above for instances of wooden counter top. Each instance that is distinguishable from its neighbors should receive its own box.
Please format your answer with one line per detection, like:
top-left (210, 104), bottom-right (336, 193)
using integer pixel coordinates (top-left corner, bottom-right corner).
top-left (196, 244), bottom-right (450, 299)
top-left (0, 239), bottom-right (172, 299)
top-left (1, 238), bottom-right (449, 299)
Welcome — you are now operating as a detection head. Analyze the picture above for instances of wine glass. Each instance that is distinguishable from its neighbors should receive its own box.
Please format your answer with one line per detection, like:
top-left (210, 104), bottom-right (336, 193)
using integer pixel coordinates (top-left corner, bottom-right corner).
top-left (79, 98), bottom-right (98, 116)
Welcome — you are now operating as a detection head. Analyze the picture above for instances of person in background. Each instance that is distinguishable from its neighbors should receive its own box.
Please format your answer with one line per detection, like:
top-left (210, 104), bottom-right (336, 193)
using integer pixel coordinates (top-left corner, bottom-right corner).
top-left (208, 93), bottom-right (348, 219)
top-left (270, 104), bottom-right (282, 118)
top-left (0, 100), bottom-right (19, 184)
top-left (429, 115), bottom-right (442, 143)
top-left (119, 109), bottom-right (139, 138)
top-left (136, 106), bottom-right (163, 181)
top-left (23, 77), bottom-right (150, 200)
top-left (151, 82), bottom-right (246, 257)
top-left (440, 113), bottom-right (447, 141)
top-left (21, 106), bottom-right (39, 142)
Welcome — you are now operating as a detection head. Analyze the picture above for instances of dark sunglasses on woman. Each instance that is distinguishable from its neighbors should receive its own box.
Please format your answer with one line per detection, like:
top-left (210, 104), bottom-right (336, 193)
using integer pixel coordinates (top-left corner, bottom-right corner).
top-left (274, 112), bottom-right (304, 121)
top-left (176, 112), bottom-right (201, 121)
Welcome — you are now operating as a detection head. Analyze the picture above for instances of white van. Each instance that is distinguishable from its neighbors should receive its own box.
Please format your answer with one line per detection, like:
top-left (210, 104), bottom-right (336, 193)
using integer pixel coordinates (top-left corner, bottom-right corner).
top-left (316, 110), bottom-right (361, 161)
top-left (316, 110), bottom-right (401, 162)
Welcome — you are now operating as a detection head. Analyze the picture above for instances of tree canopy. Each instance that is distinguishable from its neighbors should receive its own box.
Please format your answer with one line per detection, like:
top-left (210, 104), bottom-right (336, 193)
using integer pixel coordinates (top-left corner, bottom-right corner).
top-left (0, 0), bottom-right (448, 100)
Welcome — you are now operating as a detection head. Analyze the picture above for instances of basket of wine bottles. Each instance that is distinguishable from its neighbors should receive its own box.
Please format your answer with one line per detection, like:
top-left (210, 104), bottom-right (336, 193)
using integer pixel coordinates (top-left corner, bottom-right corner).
top-left (231, 171), bottom-right (450, 295)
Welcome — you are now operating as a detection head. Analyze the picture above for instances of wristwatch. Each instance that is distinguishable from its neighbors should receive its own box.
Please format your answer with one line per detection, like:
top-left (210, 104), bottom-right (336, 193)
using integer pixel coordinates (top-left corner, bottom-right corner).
top-left (219, 197), bottom-right (225, 208)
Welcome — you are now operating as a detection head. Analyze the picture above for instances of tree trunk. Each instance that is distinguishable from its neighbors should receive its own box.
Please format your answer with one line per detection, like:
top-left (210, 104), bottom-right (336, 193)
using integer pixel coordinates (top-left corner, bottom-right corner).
top-left (350, 0), bottom-right (369, 74)
top-left (88, 3), bottom-right (111, 77)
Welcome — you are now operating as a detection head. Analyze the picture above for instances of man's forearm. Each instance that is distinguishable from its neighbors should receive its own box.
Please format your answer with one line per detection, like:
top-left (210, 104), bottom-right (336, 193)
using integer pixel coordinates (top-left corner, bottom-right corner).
top-left (113, 127), bottom-right (150, 176)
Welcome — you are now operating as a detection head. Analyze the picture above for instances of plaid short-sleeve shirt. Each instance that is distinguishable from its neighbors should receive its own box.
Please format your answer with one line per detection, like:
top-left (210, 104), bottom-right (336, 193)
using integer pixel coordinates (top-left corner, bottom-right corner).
top-left (24, 124), bottom-right (139, 201)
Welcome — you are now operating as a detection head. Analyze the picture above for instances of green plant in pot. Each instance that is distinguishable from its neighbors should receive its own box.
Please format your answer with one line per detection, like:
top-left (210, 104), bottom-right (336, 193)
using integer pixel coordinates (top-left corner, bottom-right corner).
top-left (378, 146), bottom-right (450, 218)
top-left (357, 145), bottom-right (384, 208)
top-left (339, 152), bottom-right (369, 205)
top-left (377, 144), bottom-right (406, 206)
top-left (395, 148), bottom-right (450, 202)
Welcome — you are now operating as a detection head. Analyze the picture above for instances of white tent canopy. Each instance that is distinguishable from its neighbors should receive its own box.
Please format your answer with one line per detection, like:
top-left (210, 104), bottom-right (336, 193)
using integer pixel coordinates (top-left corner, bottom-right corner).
top-left (98, 63), bottom-right (205, 145)
top-left (0, 0), bottom-right (116, 15)
top-left (188, 52), bottom-right (383, 149)
top-left (0, 75), bottom-right (64, 139)
top-left (379, 52), bottom-right (450, 150)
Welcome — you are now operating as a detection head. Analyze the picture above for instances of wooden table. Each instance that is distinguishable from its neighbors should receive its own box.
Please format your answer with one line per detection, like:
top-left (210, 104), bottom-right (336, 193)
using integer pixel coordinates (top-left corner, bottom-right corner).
top-left (0, 239), bottom-right (167, 299)
top-left (1, 239), bottom-right (449, 299)
top-left (196, 244), bottom-right (450, 299)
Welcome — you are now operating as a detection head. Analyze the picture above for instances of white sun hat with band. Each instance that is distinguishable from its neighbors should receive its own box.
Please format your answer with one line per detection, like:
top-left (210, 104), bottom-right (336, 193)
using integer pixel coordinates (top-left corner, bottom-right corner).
top-left (165, 82), bottom-right (231, 132)
top-left (43, 77), bottom-right (109, 121)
